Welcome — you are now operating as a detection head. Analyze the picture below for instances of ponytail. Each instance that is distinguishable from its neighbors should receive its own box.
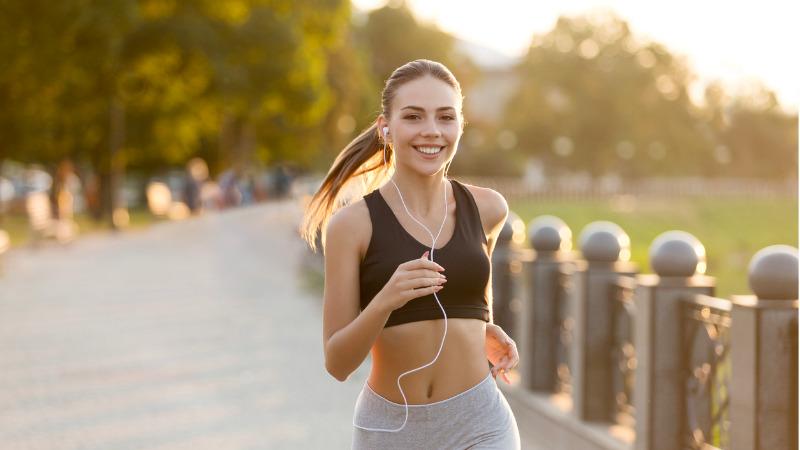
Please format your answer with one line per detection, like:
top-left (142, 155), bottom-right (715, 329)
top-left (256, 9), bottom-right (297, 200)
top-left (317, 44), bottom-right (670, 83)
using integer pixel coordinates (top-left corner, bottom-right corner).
top-left (300, 122), bottom-right (393, 252)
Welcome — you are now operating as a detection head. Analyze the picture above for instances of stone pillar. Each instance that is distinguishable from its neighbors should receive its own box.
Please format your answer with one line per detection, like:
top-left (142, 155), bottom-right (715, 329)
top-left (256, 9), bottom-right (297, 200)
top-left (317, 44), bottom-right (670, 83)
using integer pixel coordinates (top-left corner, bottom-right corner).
top-left (730, 245), bottom-right (798, 450)
top-left (491, 211), bottom-right (525, 343)
top-left (572, 221), bottom-right (638, 422)
top-left (520, 215), bottom-right (576, 392)
top-left (633, 231), bottom-right (715, 450)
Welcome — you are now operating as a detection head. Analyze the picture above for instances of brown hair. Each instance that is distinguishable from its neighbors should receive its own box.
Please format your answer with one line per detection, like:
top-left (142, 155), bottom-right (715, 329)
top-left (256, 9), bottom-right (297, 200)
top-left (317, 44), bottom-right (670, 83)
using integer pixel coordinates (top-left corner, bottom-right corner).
top-left (300, 59), bottom-right (463, 252)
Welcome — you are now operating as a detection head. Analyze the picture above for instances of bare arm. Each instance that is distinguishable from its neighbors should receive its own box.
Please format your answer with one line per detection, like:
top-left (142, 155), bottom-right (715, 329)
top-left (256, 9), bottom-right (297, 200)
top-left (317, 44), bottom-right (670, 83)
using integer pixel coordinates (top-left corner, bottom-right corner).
top-left (322, 204), bottom-right (387, 382)
top-left (325, 300), bottom-right (394, 382)
top-left (465, 185), bottom-right (509, 325)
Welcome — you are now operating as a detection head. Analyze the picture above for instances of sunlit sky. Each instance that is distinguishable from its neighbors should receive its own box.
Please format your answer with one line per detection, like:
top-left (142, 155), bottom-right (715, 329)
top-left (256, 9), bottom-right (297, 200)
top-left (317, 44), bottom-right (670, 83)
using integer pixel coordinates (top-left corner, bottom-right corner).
top-left (352, 0), bottom-right (799, 111)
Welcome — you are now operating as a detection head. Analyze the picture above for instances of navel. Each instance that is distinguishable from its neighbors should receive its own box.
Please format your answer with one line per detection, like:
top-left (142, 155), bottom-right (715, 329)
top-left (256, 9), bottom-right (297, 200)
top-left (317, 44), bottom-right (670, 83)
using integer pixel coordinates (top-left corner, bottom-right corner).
top-left (426, 383), bottom-right (434, 399)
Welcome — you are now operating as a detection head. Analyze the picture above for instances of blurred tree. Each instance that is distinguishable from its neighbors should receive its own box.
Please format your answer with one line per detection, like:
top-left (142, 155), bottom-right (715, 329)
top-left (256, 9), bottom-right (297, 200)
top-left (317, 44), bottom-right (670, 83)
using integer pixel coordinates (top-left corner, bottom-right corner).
top-left (505, 12), bottom-right (714, 179)
top-left (715, 84), bottom-right (798, 180)
top-left (121, 0), bottom-right (351, 169)
top-left (0, 0), bottom-right (139, 224)
top-left (314, 23), bottom-right (381, 171)
top-left (360, 2), bottom-right (462, 86)
top-left (0, 0), bottom-right (351, 219)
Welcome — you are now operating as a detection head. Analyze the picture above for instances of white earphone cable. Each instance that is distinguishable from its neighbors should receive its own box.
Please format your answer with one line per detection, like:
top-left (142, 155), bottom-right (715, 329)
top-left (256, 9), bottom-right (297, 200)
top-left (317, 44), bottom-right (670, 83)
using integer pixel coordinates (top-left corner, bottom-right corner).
top-left (352, 127), bottom-right (449, 433)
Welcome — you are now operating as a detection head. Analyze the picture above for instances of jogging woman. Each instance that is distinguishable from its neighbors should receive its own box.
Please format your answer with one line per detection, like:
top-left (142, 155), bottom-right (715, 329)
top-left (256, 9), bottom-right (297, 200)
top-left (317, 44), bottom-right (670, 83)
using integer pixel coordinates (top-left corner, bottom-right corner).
top-left (302, 59), bottom-right (521, 449)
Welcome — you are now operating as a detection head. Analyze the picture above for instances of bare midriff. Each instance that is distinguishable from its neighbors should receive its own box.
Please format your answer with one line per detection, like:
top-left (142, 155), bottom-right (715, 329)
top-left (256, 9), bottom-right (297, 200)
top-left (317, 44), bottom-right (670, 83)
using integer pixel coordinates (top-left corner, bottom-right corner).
top-left (367, 317), bottom-right (490, 405)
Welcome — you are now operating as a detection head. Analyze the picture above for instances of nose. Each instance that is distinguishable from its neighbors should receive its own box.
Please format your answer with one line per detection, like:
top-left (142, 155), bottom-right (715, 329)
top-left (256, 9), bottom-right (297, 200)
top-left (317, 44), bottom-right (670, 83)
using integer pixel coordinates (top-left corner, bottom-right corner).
top-left (421, 117), bottom-right (441, 138)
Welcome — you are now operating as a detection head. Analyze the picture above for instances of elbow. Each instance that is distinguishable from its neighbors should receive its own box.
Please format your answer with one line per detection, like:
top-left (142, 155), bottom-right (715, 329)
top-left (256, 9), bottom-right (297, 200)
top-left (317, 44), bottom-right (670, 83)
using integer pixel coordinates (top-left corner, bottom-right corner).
top-left (324, 345), bottom-right (349, 382)
top-left (325, 360), bottom-right (348, 382)
top-left (331, 371), bottom-right (348, 383)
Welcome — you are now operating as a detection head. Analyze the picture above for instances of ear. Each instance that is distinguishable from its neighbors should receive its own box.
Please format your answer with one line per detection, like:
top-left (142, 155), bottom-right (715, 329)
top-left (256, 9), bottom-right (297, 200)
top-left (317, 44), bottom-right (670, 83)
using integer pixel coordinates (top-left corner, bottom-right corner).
top-left (377, 115), bottom-right (390, 141)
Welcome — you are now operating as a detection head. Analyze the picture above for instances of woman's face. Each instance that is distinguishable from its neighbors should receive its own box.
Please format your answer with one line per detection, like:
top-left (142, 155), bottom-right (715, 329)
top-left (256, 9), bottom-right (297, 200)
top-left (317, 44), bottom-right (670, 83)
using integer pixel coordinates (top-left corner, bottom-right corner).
top-left (383, 76), bottom-right (463, 177)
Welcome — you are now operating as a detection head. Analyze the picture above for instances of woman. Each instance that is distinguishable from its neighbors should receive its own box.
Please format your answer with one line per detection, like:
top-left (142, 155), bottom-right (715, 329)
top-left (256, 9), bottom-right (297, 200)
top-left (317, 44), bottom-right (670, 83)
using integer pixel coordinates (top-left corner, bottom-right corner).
top-left (301, 59), bottom-right (521, 449)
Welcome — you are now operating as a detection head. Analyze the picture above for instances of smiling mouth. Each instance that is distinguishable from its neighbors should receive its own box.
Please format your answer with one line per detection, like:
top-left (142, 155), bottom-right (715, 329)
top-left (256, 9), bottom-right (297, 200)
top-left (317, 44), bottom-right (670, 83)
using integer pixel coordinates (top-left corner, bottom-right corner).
top-left (413, 146), bottom-right (445, 155)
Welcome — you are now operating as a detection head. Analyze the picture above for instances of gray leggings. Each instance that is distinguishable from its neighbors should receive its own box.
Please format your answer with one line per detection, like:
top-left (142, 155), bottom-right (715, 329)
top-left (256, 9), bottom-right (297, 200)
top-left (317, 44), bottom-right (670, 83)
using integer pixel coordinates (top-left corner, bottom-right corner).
top-left (352, 372), bottom-right (521, 449)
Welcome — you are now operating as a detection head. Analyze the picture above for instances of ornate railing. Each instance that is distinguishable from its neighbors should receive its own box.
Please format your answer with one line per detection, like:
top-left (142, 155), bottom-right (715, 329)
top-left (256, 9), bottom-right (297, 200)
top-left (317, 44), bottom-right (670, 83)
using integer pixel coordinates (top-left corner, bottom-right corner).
top-left (554, 263), bottom-right (575, 395)
top-left (682, 294), bottom-right (732, 450)
top-left (610, 275), bottom-right (637, 429)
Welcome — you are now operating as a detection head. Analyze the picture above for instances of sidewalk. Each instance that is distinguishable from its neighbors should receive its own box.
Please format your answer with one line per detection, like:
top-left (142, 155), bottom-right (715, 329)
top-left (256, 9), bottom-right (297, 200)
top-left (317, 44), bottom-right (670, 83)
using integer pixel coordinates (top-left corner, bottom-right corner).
top-left (0, 201), bottom-right (367, 450)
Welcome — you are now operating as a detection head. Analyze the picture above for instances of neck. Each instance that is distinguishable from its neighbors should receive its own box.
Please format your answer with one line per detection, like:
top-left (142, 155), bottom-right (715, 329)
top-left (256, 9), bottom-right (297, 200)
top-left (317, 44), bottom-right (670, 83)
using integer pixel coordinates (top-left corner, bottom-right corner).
top-left (388, 170), bottom-right (448, 216)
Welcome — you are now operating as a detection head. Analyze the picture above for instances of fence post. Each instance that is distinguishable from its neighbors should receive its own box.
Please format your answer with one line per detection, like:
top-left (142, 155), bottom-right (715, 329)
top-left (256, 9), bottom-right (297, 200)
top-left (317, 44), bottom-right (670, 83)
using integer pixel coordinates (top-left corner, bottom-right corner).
top-left (730, 245), bottom-right (798, 450)
top-left (633, 231), bottom-right (715, 450)
top-left (572, 221), bottom-right (638, 422)
top-left (521, 215), bottom-right (575, 392)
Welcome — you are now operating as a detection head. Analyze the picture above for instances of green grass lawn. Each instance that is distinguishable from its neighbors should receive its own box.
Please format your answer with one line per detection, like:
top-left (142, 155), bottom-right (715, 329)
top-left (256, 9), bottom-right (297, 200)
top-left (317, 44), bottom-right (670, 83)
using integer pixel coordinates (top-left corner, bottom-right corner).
top-left (508, 195), bottom-right (798, 299)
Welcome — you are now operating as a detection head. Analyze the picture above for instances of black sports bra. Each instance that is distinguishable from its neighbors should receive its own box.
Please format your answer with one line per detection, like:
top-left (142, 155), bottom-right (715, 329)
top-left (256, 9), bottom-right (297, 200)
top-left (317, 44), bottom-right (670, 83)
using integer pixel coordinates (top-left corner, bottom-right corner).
top-left (358, 179), bottom-right (491, 328)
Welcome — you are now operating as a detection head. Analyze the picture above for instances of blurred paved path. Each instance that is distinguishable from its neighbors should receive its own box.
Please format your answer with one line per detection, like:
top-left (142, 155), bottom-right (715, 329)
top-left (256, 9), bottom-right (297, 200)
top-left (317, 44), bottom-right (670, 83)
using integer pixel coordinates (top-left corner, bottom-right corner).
top-left (0, 201), bottom-right (368, 450)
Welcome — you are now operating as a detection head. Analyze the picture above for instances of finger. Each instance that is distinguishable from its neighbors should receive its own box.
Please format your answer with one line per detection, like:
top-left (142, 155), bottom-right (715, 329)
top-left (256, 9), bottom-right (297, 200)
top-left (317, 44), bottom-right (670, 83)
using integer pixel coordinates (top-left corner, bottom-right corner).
top-left (405, 257), bottom-right (445, 272)
top-left (406, 277), bottom-right (447, 289)
top-left (494, 366), bottom-right (508, 383)
top-left (405, 269), bottom-right (446, 280)
top-left (505, 351), bottom-right (517, 366)
top-left (403, 285), bottom-right (443, 300)
top-left (399, 253), bottom-right (431, 270)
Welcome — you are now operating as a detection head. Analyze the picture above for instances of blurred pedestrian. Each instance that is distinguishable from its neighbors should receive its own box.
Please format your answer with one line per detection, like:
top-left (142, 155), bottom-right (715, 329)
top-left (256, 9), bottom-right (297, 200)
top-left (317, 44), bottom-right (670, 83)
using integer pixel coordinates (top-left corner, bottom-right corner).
top-left (218, 164), bottom-right (243, 209)
top-left (184, 157), bottom-right (209, 214)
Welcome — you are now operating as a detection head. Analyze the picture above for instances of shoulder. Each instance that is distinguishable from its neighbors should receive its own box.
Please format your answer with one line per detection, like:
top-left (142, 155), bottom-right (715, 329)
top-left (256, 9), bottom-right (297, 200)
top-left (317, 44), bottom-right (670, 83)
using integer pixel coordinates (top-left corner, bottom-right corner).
top-left (459, 181), bottom-right (509, 234)
top-left (324, 197), bottom-right (372, 258)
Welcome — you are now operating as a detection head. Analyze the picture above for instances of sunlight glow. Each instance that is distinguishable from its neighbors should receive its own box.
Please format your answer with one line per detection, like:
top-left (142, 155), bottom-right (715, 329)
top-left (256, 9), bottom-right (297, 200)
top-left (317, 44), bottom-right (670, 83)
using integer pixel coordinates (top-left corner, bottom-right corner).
top-left (353, 0), bottom-right (798, 110)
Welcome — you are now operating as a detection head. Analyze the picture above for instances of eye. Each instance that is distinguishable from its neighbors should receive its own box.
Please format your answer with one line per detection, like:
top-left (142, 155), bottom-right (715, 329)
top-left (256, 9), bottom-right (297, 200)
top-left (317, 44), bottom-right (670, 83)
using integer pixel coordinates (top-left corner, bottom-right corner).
top-left (404, 114), bottom-right (420, 120)
top-left (440, 115), bottom-right (456, 121)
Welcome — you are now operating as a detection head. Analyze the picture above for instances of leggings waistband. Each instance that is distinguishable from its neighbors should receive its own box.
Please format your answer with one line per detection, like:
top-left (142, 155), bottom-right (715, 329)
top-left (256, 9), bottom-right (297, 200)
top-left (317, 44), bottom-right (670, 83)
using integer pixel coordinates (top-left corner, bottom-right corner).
top-left (363, 371), bottom-right (494, 409)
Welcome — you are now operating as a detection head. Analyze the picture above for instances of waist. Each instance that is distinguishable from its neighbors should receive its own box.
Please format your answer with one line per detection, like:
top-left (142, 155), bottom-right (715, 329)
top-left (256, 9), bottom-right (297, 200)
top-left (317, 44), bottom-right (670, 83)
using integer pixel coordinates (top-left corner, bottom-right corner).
top-left (368, 318), bottom-right (490, 405)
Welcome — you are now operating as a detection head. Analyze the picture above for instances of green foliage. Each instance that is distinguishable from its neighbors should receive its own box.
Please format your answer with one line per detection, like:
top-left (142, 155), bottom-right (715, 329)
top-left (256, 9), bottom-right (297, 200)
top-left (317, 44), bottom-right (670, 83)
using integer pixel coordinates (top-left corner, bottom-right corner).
top-left (720, 91), bottom-right (798, 179)
top-left (0, 0), bottom-right (352, 172)
top-left (360, 3), bottom-right (456, 86)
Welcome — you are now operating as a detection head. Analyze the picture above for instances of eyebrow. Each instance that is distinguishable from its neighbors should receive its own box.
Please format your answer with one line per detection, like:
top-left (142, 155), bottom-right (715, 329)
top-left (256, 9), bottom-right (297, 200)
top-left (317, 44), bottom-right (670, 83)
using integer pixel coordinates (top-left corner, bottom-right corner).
top-left (400, 106), bottom-right (456, 112)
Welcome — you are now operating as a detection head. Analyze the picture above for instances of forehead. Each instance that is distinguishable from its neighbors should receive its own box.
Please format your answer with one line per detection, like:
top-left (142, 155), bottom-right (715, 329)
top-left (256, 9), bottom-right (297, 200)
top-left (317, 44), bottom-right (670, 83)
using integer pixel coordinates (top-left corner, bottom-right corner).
top-left (392, 76), bottom-right (461, 112)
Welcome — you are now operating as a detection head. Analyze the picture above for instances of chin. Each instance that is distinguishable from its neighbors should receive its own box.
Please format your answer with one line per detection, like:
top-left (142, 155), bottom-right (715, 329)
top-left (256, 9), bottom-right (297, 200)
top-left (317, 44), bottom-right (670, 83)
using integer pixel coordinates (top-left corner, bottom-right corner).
top-left (416, 165), bottom-right (448, 178)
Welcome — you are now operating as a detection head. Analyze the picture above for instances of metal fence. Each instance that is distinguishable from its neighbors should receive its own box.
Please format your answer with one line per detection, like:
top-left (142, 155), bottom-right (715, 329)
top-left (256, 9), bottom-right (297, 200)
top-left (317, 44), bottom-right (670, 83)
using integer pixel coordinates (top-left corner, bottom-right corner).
top-left (491, 215), bottom-right (798, 450)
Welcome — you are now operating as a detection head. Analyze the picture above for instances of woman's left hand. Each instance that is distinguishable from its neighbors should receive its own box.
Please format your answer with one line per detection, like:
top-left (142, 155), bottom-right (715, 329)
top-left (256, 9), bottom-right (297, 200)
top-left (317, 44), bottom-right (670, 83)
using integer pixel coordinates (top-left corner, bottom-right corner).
top-left (485, 323), bottom-right (519, 384)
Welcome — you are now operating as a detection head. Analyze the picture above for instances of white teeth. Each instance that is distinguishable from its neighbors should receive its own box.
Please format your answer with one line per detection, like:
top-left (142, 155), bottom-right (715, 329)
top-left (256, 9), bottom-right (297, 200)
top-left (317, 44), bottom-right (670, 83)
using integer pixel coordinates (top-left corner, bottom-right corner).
top-left (416, 146), bottom-right (443, 155)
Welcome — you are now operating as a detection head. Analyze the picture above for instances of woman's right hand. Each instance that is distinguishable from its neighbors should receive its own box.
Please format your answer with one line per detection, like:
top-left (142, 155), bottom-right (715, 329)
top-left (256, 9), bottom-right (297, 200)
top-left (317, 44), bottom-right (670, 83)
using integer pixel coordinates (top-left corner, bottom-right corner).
top-left (376, 251), bottom-right (447, 312)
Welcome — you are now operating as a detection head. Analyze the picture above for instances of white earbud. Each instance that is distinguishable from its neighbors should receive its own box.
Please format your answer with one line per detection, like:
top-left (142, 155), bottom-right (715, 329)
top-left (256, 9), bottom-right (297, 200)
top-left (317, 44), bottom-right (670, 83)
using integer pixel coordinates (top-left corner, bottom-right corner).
top-left (382, 126), bottom-right (389, 137)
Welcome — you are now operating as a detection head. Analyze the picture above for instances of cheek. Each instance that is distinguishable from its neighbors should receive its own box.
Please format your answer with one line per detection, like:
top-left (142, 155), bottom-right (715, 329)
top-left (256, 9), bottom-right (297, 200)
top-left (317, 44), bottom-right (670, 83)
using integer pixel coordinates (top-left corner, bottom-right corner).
top-left (445, 126), bottom-right (461, 143)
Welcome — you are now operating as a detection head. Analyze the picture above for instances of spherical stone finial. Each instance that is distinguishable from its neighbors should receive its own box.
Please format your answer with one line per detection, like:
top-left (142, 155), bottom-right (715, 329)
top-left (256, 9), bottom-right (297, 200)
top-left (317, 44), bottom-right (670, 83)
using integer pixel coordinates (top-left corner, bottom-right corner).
top-left (497, 210), bottom-right (525, 246)
top-left (649, 230), bottom-right (707, 277)
top-left (528, 215), bottom-right (572, 252)
top-left (747, 245), bottom-right (798, 300)
top-left (578, 221), bottom-right (631, 262)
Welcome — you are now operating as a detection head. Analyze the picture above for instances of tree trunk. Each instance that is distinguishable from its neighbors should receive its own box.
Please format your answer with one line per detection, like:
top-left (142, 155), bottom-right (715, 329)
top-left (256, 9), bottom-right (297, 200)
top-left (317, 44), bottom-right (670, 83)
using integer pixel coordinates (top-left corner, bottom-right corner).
top-left (108, 98), bottom-right (125, 230)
